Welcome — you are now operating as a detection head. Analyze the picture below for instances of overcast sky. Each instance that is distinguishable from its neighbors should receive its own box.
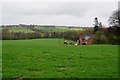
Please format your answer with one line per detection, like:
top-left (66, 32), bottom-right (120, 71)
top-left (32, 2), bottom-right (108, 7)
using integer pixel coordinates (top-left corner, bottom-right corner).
top-left (1, 1), bottom-right (119, 27)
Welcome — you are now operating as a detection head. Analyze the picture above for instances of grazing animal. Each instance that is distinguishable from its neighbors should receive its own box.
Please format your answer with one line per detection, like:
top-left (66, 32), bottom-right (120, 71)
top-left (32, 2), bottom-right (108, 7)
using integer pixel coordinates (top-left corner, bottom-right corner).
top-left (64, 40), bottom-right (68, 45)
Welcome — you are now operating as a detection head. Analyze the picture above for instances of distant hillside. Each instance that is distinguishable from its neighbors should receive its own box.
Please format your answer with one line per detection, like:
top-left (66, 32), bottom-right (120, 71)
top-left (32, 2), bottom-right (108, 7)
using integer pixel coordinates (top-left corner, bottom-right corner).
top-left (2, 25), bottom-right (87, 33)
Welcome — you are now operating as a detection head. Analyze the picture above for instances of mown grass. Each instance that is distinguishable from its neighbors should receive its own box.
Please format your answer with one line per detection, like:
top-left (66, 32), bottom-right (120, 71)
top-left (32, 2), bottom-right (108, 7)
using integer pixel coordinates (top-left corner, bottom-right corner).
top-left (2, 39), bottom-right (118, 78)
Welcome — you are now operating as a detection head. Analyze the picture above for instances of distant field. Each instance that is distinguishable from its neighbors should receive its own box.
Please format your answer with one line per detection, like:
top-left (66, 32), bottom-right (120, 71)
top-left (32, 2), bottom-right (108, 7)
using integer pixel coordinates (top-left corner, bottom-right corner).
top-left (35, 27), bottom-right (84, 32)
top-left (3, 27), bottom-right (85, 33)
top-left (9, 27), bottom-right (35, 33)
top-left (2, 39), bottom-right (118, 78)
top-left (35, 27), bottom-right (68, 32)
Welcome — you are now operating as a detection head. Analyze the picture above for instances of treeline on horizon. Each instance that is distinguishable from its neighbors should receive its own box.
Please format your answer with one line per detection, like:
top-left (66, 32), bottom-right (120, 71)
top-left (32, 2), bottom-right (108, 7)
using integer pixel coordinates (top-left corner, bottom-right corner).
top-left (0, 24), bottom-right (84, 28)
top-left (1, 26), bottom-right (120, 45)
top-left (1, 27), bottom-right (82, 40)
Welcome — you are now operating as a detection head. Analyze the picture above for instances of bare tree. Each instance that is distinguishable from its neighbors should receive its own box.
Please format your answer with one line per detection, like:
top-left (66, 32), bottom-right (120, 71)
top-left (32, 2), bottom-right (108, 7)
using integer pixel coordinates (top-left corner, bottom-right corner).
top-left (108, 10), bottom-right (120, 27)
top-left (108, 2), bottom-right (120, 44)
top-left (108, 1), bottom-right (120, 27)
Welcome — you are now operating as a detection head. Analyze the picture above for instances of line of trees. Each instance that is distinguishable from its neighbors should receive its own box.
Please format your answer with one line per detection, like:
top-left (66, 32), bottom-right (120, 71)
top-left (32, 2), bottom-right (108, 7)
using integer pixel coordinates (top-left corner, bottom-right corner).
top-left (1, 28), bottom-right (81, 40)
top-left (93, 8), bottom-right (120, 45)
top-left (94, 27), bottom-right (119, 44)
top-left (2, 29), bottom-right (41, 40)
top-left (1, 27), bottom-right (119, 45)
top-left (107, 9), bottom-right (120, 44)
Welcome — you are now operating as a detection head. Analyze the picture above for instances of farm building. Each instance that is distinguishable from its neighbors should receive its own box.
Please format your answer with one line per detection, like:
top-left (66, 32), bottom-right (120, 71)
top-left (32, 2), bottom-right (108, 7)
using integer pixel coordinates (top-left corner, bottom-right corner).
top-left (79, 33), bottom-right (95, 45)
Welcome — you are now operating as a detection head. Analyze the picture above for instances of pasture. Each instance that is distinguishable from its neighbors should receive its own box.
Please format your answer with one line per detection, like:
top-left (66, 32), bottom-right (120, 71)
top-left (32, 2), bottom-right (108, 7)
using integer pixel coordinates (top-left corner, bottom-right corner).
top-left (0, 40), bottom-right (2, 78)
top-left (6, 26), bottom-right (84, 33)
top-left (2, 39), bottom-right (118, 78)
top-left (9, 27), bottom-right (35, 33)
top-left (34, 27), bottom-right (84, 32)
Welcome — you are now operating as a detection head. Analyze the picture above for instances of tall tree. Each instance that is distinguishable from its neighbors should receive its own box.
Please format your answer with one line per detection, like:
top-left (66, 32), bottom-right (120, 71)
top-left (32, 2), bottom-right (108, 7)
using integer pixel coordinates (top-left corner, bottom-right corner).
top-left (94, 17), bottom-right (99, 33)
top-left (108, 10), bottom-right (120, 27)
top-left (108, 1), bottom-right (120, 27)
top-left (108, 4), bottom-right (120, 44)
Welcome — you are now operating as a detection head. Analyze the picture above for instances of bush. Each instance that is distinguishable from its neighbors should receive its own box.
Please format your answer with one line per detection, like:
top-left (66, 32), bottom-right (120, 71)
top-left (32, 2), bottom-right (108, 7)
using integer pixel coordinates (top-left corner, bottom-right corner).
top-left (93, 31), bottom-right (108, 44)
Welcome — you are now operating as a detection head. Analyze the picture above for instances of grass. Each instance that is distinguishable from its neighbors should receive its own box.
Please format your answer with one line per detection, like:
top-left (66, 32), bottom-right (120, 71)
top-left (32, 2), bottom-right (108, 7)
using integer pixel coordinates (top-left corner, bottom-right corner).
top-left (0, 40), bottom-right (2, 78)
top-left (2, 39), bottom-right (118, 78)
top-left (9, 27), bottom-right (35, 33)
top-left (35, 27), bottom-right (69, 32)
top-left (5, 27), bottom-right (84, 33)
top-left (35, 27), bottom-right (84, 32)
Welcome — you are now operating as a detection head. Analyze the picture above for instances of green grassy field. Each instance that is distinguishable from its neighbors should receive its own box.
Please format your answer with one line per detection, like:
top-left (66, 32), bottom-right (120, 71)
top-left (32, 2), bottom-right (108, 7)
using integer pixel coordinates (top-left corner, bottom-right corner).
top-left (9, 27), bottom-right (35, 33)
top-left (8, 27), bottom-right (84, 33)
top-left (2, 39), bottom-right (118, 78)
top-left (0, 40), bottom-right (2, 78)
top-left (35, 27), bottom-right (69, 32)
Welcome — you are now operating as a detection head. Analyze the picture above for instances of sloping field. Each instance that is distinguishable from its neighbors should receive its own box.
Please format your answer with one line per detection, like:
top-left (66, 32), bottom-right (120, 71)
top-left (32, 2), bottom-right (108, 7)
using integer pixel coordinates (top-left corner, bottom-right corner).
top-left (35, 27), bottom-right (84, 32)
top-left (2, 39), bottom-right (118, 78)
top-left (9, 27), bottom-right (35, 33)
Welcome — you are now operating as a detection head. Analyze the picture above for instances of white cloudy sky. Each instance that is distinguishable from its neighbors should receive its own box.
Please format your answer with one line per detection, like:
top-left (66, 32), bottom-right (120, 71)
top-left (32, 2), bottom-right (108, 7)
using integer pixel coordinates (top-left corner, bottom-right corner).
top-left (0, 0), bottom-right (119, 27)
